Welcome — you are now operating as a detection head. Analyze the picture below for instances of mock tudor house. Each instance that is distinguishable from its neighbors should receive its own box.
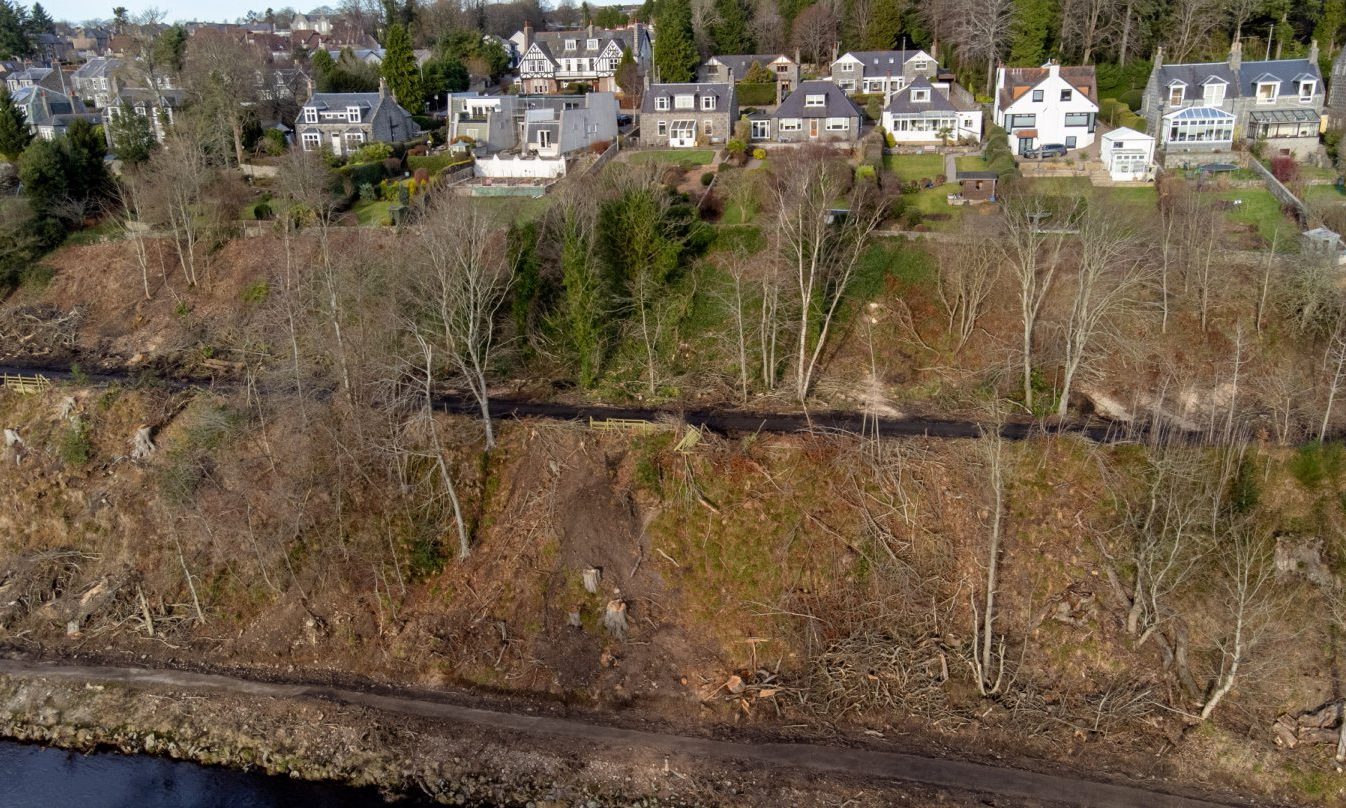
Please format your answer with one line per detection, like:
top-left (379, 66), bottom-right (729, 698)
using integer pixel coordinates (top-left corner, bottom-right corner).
top-left (698, 54), bottom-right (799, 94)
top-left (881, 77), bottom-right (982, 144)
top-left (639, 83), bottom-right (737, 147)
top-left (295, 82), bottom-right (420, 157)
top-left (831, 49), bottom-right (938, 96)
top-left (766, 80), bottom-right (863, 143)
top-left (993, 62), bottom-right (1099, 155)
top-left (449, 91), bottom-right (618, 156)
top-left (513, 22), bottom-right (651, 95)
top-left (1141, 40), bottom-right (1324, 160)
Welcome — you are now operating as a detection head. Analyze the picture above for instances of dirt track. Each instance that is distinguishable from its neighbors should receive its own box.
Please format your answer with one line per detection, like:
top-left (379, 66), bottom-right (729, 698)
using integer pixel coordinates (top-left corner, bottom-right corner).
top-left (0, 658), bottom-right (1258, 808)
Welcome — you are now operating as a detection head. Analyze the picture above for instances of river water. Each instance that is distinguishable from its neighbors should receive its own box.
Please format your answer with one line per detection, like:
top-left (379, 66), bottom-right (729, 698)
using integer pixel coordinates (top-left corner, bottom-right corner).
top-left (0, 739), bottom-right (420, 807)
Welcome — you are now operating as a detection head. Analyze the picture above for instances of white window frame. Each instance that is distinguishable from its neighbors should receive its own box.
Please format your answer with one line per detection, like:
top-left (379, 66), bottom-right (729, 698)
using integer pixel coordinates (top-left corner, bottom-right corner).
top-left (1300, 80), bottom-right (1316, 101)
top-left (701, 94), bottom-right (716, 111)
top-left (840, 62), bottom-right (854, 72)
top-left (778, 118), bottom-right (801, 131)
top-left (346, 105), bottom-right (360, 122)
top-left (1256, 81), bottom-right (1279, 103)
top-left (565, 39), bottom-right (576, 51)
top-left (750, 119), bottom-right (770, 139)
top-left (911, 88), bottom-right (929, 102)
top-left (804, 94), bottom-right (825, 108)
top-left (674, 94), bottom-right (694, 110)
top-left (538, 129), bottom-right (551, 147)
top-left (655, 96), bottom-right (669, 111)
top-left (1202, 82), bottom-right (1225, 105)
top-left (301, 132), bottom-right (321, 150)
top-left (586, 38), bottom-right (598, 49)
top-left (825, 117), bottom-right (849, 131)
top-left (656, 119), bottom-right (667, 136)
top-left (303, 106), bottom-right (318, 123)
top-left (344, 131), bottom-right (365, 148)
top-left (1168, 84), bottom-right (1184, 105)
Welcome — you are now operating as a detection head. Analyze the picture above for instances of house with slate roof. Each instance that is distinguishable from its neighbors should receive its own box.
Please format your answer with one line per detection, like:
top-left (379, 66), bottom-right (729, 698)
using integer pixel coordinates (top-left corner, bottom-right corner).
top-left (639, 83), bottom-right (737, 147)
top-left (767, 80), bottom-right (863, 143)
top-left (449, 91), bottom-right (618, 156)
top-left (513, 22), bottom-right (650, 95)
top-left (881, 77), bottom-right (982, 144)
top-left (6, 67), bottom-right (65, 94)
top-left (699, 54), bottom-right (798, 95)
top-left (993, 62), bottom-right (1099, 155)
top-left (71, 56), bottom-right (122, 109)
top-left (1141, 40), bottom-right (1324, 160)
top-left (104, 87), bottom-right (188, 143)
top-left (830, 49), bottom-right (938, 96)
top-left (12, 85), bottom-right (100, 140)
top-left (295, 81), bottom-right (420, 158)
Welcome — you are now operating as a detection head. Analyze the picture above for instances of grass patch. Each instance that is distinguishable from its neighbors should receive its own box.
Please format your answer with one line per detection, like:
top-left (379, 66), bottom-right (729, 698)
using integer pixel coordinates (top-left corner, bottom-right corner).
top-left (468, 195), bottom-right (551, 224)
top-left (1289, 442), bottom-right (1346, 490)
top-left (628, 149), bottom-right (716, 167)
top-left (1212, 187), bottom-right (1296, 249)
top-left (883, 153), bottom-right (946, 180)
top-left (351, 199), bottom-right (393, 226)
top-left (955, 155), bottom-right (989, 173)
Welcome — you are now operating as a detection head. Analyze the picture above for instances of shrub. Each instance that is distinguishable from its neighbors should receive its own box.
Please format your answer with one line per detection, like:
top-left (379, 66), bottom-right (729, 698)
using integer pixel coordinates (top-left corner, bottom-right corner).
top-left (752, 147), bottom-right (766, 160)
top-left (726, 138), bottom-right (746, 156)
top-left (59, 419), bottom-right (92, 466)
top-left (590, 139), bottom-right (611, 154)
top-left (354, 142), bottom-right (393, 163)
top-left (261, 128), bottom-right (286, 156)
top-left (252, 201), bottom-right (272, 220)
top-left (242, 280), bottom-right (270, 303)
top-left (885, 131), bottom-right (896, 148)
top-left (856, 164), bottom-right (876, 183)
top-left (358, 182), bottom-right (377, 201)
top-left (736, 82), bottom-right (777, 106)
top-left (1271, 154), bottom-right (1299, 184)
top-left (1290, 442), bottom-right (1344, 489)
top-left (700, 170), bottom-right (715, 186)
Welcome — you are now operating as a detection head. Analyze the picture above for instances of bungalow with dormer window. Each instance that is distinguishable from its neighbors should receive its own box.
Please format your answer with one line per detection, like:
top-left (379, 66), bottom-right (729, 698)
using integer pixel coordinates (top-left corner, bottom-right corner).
top-left (881, 77), bottom-right (982, 144)
top-left (639, 82), bottom-right (737, 147)
top-left (295, 82), bottom-right (420, 157)
top-left (830, 49), bottom-right (938, 96)
top-left (1141, 39), bottom-right (1324, 160)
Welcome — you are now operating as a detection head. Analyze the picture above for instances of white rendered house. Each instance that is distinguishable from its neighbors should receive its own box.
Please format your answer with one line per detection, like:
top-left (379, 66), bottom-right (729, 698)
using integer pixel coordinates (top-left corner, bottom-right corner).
top-left (881, 78), bottom-right (982, 144)
top-left (994, 62), bottom-right (1099, 154)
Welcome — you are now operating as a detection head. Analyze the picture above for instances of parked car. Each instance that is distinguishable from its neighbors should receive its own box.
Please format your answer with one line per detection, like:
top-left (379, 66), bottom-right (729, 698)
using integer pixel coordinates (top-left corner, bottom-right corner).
top-left (616, 113), bottom-right (633, 127)
top-left (1029, 143), bottom-right (1068, 158)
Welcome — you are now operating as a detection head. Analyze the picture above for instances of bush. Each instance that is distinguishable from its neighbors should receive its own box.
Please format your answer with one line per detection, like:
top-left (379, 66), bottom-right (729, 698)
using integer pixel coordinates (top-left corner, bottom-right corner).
top-left (354, 142), bottom-right (393, 163)
top-left (252, 201), bottom-right (272, 220)
top-left (59, 419), bottom-right (92, 466)
top-left (590, 139), bottom-right (612, 154)
top-left (736, 82), bottom-right (777, 106)
top-left (856, 164), bottom-right (876, 183)
top-left (262, 128), bottom-right (286, 156)
top-left (340, 160), bottom-right (388, 192)
top-left (1271, 154), bottom-right (1299, 184)
top-left (242, 280), bottom-right (270, 303)
top-left (751, 147), bottom-right (766, 160)
top-left (700, 170), bottom-right (715, 186)
top-left (358, 182), bottom-right (377, 201)
top-left (1290, 442), bottom-right (1345, 489)
top-left (726, 138), bottom-right (746, 156)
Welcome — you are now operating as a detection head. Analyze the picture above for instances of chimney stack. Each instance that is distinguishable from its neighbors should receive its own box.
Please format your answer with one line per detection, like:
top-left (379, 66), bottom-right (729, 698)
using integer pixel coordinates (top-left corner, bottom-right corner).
top-left (1153, 45), bottom-right (1163, 71)
top-left (378, 76), bottom-right (387, 97)
top-left (523, 20), bottom-right (533, 50)
top-left (588, 23), bottom-right (595, 38)
top-left (1229, 37), bottom-right (1242, 71)
top-left (1310, 39), bottom-right (1320, 65)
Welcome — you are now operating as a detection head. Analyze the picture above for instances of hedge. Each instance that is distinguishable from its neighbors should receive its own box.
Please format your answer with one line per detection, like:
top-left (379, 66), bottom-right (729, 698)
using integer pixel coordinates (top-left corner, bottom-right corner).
top-left (736, 82), bottom-right (777, 106)
top-left (338, 160), bottom-right (390, 195)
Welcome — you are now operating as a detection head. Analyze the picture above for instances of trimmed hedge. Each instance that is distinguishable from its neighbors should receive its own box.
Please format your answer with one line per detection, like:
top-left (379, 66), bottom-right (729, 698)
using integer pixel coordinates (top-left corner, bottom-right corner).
top-left (736, 82), bottom-right (777, 106)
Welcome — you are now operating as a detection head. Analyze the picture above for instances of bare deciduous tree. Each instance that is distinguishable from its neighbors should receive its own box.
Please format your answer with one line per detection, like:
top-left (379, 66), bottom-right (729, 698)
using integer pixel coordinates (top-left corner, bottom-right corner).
top-left (935, 236), bottom-right (1000, 354)
top-left (413, 199), bottom-right (515, 449)
top-left (768, 147), bottom-right (884, 403)
top-left (970, 420), bottom-right (1007, 695)
top-left (142, 124), bottom-right (217, 288)
top-left (1165, 0), bottom-right (1221, 62)
top-left (1000, 192), bottom-right (1075, 412)
top-left (954, 0), bottom-right (1013, 94)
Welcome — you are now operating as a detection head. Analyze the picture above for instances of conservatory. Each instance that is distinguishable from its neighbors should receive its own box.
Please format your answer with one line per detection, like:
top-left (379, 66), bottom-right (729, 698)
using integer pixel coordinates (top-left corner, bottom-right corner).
top-left (1161, 105), bottom-right (1235, 150)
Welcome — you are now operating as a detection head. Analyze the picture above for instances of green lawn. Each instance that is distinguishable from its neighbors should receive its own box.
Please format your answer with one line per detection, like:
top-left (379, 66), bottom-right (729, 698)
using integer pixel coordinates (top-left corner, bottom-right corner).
top-left (1019, 176), bottom-right (1157, 212)
top-left (883, 153), bottom-right (947, 180)
top-left (467, 194), bottom-right (552, 224)
top-left (628, 149), bottom-right (716, 167)
top-left (1213, 188), bottom-right (1296, 249)
top-left (408, 153), bottom-right (471, 175)
top-left (721, 199), bottom-right (757, 224)
top-left (955, 155), bottom-right (989, 173)
top-left (351, 199), bottom-right (392, 226)
top-left (1304, 184), bottom-right (1346, 205)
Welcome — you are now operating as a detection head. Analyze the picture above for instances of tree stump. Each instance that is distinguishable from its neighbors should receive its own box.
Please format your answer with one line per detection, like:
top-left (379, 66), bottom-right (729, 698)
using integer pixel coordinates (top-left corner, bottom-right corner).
top-left (582, 567), bottom-right (602, 594)
top-left (602, 599), bottom-right (628, 640)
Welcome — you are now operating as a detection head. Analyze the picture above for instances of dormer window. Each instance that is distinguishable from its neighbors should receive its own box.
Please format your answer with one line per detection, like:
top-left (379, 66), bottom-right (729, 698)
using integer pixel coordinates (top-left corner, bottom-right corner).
top-left (655, 96), bottom-right (669, 110)
top-left (1202, 81), bottom-right (1225, 105)
top-left (1256, 81), bottom-right (1279, 103)
top-left (701, 94), bottom-right (716, 110)
top-left (674, 94), bottom-right (694, 109)
top-left (304, 106), bottom-right (318, 123)
top-left (586, 38), bottom-right (598, 49)
top-left (911, 88), bottom-right (929, 102)
top-left (805, 94), bottom-right (825, 107)
top-left (1032, 89), bottom-right (1043, 102)
top-left (1168, 83), bottom-right (1185, 105)
top-left (346, 105), bottom-right (360, 122)
top-left (1300, 79), bottom-right (1316, 101)
top-left (565, 39), bottom-right (576, 50)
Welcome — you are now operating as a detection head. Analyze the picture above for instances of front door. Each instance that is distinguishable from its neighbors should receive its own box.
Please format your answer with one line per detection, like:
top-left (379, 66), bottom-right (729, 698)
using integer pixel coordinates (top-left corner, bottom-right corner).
top-left (808, 118), bottom-right (819, 139)
top-left (1018, 135), bottom-right (1034, 155)
top-left (330, 132), bottom-right (342, 156)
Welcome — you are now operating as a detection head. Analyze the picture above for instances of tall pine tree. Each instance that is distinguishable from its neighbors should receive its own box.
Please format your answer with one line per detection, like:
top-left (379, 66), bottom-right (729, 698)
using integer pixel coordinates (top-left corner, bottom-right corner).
top-left (27, 2), bottom-right (53, 34)
top-left (653, 0), bottom-right (698, 82)
top-left (1009, 0), bottom-right (1056, 66)
top-left (1318, 0), bottom-right (1346, 55)
top-left (864, 0), bottom-right (903, 50)
top-left (710, 0), bottom-right (754, 55)
top-left (381, 23), bottom-right (423, 111)
top-left (0, 0), bottom-right (33, 59)
top-left (0, 87), bottom-right (31, 161)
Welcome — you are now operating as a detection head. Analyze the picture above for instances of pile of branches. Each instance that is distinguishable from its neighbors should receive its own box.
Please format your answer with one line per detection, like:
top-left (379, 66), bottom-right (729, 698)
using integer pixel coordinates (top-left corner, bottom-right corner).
top-left (0, 305), bottom-right (81, 359)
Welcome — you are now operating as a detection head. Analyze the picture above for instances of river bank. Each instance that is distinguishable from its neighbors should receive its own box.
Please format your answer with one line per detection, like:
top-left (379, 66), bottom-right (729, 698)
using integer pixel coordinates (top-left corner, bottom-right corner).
top-left (0, 659), bottom-right (973, 807)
